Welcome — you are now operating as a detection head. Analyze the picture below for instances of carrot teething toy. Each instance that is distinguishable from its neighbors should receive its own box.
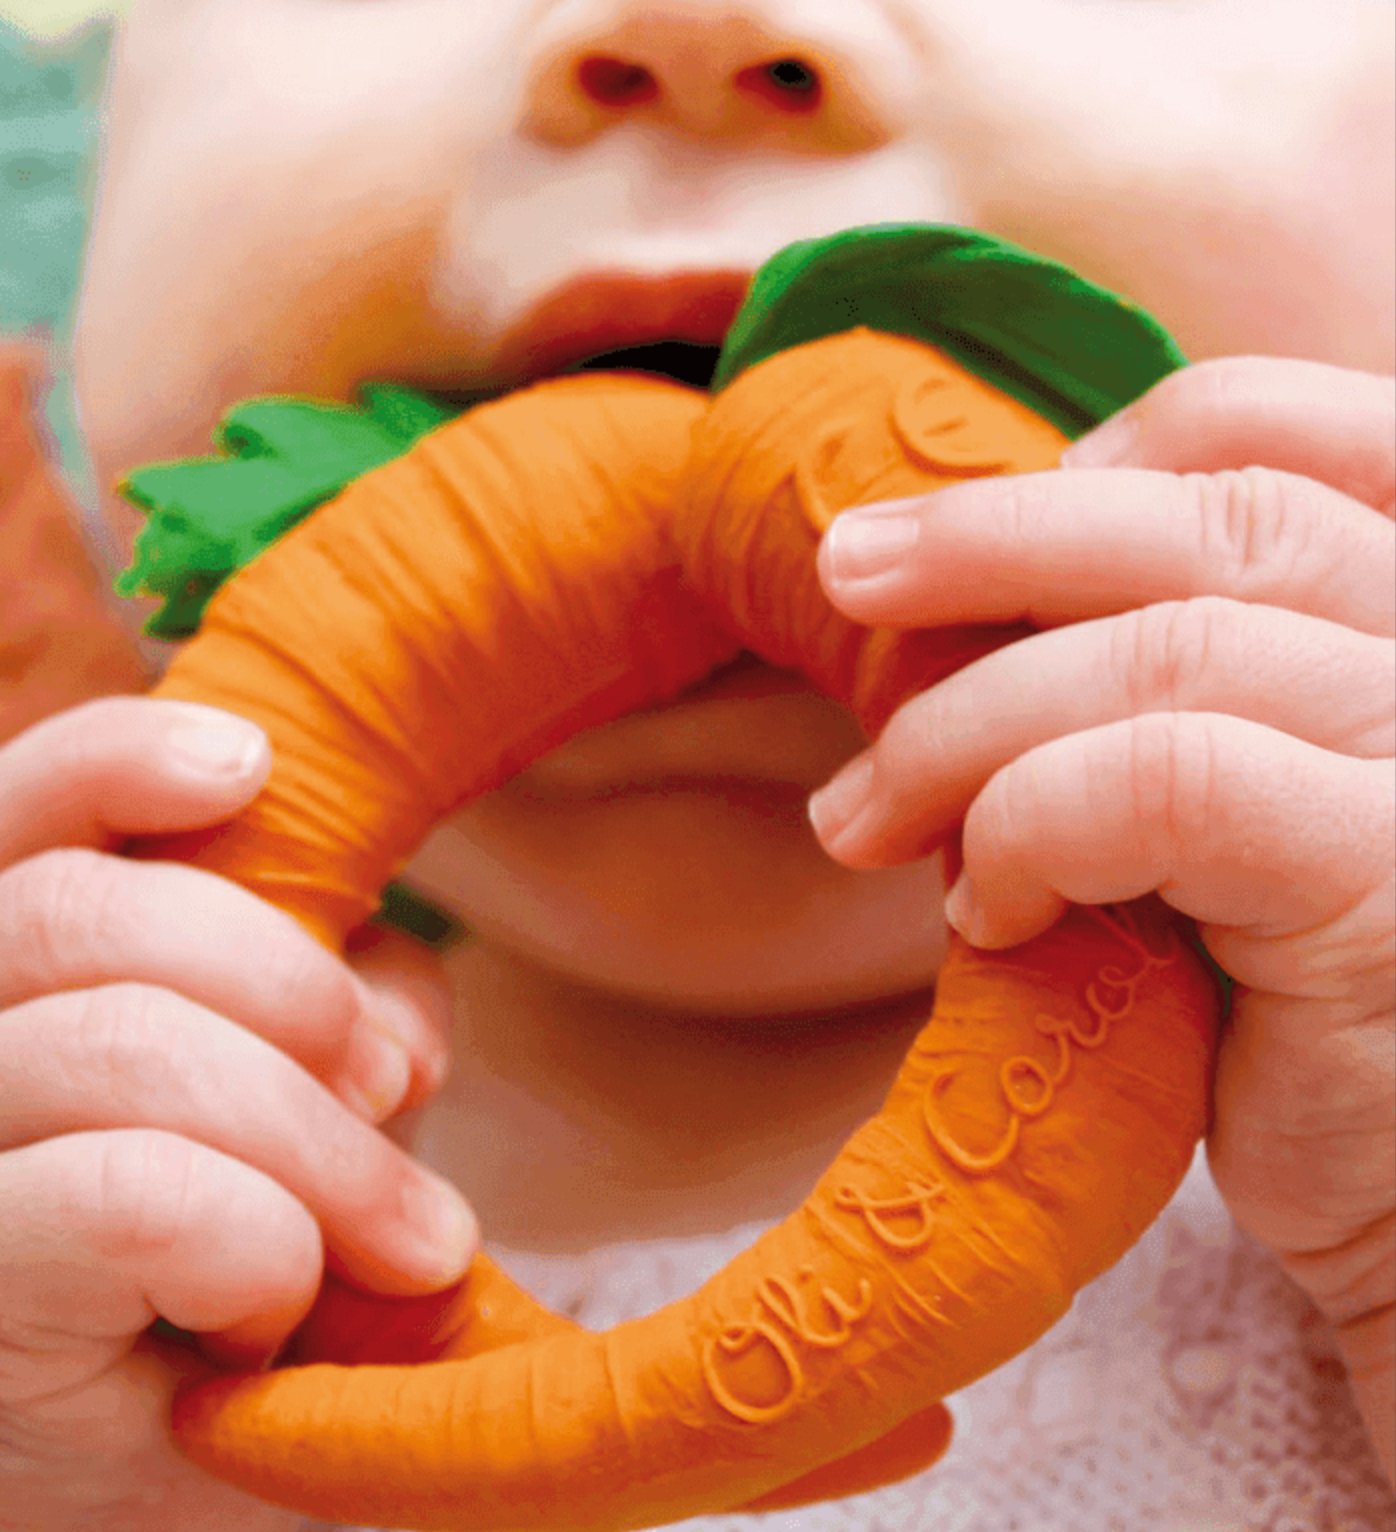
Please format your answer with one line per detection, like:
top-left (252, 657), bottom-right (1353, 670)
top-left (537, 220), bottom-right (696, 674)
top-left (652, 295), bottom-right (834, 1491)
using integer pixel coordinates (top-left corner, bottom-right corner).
top-left (120, 227), bottom-right (1221, 1530)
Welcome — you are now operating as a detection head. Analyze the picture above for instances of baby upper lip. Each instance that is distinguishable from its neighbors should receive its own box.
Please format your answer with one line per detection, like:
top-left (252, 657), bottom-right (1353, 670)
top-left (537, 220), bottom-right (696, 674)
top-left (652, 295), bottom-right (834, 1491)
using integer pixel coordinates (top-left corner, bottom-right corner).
top-left (494, 269), bottom-right (753, 382)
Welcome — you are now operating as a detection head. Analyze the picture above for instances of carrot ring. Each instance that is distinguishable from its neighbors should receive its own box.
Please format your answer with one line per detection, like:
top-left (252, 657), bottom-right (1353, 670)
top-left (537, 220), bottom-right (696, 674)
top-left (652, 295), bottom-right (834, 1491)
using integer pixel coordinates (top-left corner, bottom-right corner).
top-left (133, 329), bottom-right (1220, 1529)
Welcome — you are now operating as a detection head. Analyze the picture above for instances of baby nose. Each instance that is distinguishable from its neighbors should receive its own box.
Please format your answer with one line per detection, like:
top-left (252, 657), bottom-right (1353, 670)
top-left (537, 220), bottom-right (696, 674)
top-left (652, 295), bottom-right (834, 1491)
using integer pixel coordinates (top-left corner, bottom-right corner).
top-left (520, 0), bottom-right (916, 152)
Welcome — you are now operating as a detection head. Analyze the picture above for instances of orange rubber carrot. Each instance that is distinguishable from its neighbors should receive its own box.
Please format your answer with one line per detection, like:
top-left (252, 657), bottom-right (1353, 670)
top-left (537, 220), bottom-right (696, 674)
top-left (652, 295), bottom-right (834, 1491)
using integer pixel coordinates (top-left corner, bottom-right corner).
top-left (132, 372), bottom-right (735, 946)
top-left (131, 330), bottom-right (1220, 1529)
top-left (280, 1259), bottom-right (955, 1515)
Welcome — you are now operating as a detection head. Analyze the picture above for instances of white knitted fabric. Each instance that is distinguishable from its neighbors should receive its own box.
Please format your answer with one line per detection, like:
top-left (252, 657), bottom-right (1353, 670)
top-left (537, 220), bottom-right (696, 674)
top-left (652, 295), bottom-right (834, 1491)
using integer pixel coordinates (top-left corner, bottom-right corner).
top-left (320, 1147), bottom-right (1393, 1532)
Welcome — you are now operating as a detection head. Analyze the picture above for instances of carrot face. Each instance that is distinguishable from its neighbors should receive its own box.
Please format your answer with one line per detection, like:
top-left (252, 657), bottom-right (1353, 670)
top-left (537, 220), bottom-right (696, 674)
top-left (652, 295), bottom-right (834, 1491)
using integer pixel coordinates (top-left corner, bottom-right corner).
top-left (132, 330), bottom-right (1221, 1528)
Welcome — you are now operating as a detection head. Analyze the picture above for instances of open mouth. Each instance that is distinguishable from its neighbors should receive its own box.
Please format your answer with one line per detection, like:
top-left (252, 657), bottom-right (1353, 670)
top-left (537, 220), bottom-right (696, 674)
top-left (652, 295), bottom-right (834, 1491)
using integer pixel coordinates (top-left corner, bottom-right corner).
top-left (489, 269), bottom-right (752, 390)
top-left (572, 340), bottom-right (726, 389)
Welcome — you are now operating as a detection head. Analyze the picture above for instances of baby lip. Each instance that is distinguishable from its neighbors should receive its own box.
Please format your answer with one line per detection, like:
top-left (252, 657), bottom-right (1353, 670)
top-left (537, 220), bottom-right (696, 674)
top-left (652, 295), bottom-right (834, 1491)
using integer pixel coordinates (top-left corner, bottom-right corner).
top-left (495, 268), bottom-right (751, 381)
top-left (511, 664), bottom-right (863, 799)
top-left (668, 652), bottom-right (807, 702)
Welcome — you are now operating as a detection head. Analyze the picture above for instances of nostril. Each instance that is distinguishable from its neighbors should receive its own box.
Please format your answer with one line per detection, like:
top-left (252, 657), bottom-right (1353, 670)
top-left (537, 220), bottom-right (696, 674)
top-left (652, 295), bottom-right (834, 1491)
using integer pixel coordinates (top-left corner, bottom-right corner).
top-left (734, 58), bottom-right (823, 114)
top-left (577, 55), bottom-right (661, 108)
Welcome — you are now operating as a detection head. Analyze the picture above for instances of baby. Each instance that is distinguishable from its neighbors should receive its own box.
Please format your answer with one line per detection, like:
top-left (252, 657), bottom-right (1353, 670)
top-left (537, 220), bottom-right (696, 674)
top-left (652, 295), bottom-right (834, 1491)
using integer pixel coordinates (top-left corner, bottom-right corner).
top-left (1, 0), bottom-right (1393, 1528)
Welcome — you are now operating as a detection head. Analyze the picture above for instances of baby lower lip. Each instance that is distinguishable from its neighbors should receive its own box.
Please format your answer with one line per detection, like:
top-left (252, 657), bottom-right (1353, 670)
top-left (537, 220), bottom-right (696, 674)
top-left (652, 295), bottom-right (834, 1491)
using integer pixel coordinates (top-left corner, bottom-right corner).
top-left (509, 661), bottom-right (861, 800)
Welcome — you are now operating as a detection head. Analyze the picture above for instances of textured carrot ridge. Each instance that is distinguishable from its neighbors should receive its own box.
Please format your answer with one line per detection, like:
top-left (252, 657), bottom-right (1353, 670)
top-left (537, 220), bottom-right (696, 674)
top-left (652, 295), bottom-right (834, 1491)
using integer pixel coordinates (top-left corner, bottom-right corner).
top-left (135, 332), bottom-right (1220, 1528)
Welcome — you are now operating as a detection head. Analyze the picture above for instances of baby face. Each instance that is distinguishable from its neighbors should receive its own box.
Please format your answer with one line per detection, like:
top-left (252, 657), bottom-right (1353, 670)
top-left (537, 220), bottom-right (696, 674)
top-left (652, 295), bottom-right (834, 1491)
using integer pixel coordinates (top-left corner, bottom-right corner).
top-left (73, 0), bottom-right (1393, 1010)
top-left (77, 0), bottom-right (1392, 526)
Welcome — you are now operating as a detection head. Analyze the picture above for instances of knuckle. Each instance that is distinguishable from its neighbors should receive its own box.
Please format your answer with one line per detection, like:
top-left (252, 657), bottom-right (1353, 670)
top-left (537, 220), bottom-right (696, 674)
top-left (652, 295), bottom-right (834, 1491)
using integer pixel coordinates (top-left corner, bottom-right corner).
top-left (252, 923), bottom-right (360, 1039)
top-left (1124, 712), bottom-right (1216, 859)
top-left (89, 1129), bottom-right (206, 1265)
top-left (0, 848), bottom-right (127, 981)
top-left (1191, 466), bottom-right (1314, 596)
top-left (1113, 596), bottom-right (1241, 711)
top-left (984, 757), bottom-right (1034, 849)
top-left (992, 472), bottom-right (1060, 548)
top-left (70, 983), bottom-right (184, 1106)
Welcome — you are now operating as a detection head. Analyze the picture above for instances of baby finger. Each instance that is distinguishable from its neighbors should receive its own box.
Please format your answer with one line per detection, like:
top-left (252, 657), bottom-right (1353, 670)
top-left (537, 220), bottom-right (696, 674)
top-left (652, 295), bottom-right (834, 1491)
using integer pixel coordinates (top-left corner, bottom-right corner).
top-left (1062, 356), bottom-right (1396, 516)
top-left (0, 984), bottom-right (478, 1295)
top-left (0, 697), bottom-right (270, 869)
top-left (0, 1127), bottom-right (321, 1403)
top-left (947, 713), bottom-right (1393, 1002)
top-left (0, 849), bottom-right (419, 1123)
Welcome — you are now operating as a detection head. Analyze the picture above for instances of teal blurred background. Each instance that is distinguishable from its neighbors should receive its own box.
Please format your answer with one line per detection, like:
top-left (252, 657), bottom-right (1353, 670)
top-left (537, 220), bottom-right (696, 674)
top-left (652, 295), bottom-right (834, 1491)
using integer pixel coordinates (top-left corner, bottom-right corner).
top-left (0, 15), bottom-right (110, 338)
top-left (1, 16), bottom-right (115, 549)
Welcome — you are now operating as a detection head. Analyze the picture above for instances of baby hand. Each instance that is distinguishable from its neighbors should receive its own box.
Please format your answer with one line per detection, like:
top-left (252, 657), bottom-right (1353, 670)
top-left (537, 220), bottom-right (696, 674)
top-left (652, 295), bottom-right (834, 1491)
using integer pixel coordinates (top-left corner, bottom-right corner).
top-left (808, 357), bottom-right (1395, 1478)
top-left (0, 697), bottom-right (475, 1531)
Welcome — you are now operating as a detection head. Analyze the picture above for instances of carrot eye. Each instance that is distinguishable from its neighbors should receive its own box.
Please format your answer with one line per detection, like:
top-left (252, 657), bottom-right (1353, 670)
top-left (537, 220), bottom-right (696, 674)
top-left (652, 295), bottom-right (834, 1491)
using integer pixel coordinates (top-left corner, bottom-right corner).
top-left (577, 56), bottom-right (660, 108)
top-left (736, 58), bottom-right (822, 113)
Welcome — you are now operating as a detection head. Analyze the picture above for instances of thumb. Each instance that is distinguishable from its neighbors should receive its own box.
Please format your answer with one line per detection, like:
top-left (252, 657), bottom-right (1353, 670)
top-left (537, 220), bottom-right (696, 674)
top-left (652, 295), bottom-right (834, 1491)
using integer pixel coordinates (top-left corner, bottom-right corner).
top-left (0, 697), bottom-right (271, 867)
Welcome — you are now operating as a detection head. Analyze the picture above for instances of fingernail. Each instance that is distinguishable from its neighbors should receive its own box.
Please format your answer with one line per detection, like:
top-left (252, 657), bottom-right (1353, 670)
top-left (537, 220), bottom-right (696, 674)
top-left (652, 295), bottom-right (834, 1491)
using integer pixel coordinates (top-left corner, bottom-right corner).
top-left (167, 707), bottom-right (268, 779)
top-left (808, 754), bottom-right (875, 848)
top-left (344, 1020), bottom-right (413, 1123)
top-left (944, 872), bottom-right (988, 946)
top-left (825, 510), bottom-right (919, 582)
top-left (399, 1174), bottom-right (477, 1285)
top-left (1060, 411), bottom-right (1139, 468)
top-left (420, 1040), bottom-right (452, 1097)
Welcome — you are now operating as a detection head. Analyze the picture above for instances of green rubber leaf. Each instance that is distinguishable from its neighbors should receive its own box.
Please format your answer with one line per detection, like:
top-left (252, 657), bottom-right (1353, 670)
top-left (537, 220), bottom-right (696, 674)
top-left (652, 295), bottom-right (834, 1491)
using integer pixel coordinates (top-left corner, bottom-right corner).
top-left (0, 18), bottom-right (112, 335)
top-left (712, 224), bottom-right (1187, 436)
top-left (375, 881), bottom-right (468, 949)
top-left (116, 384), bottom-right (457, 638)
